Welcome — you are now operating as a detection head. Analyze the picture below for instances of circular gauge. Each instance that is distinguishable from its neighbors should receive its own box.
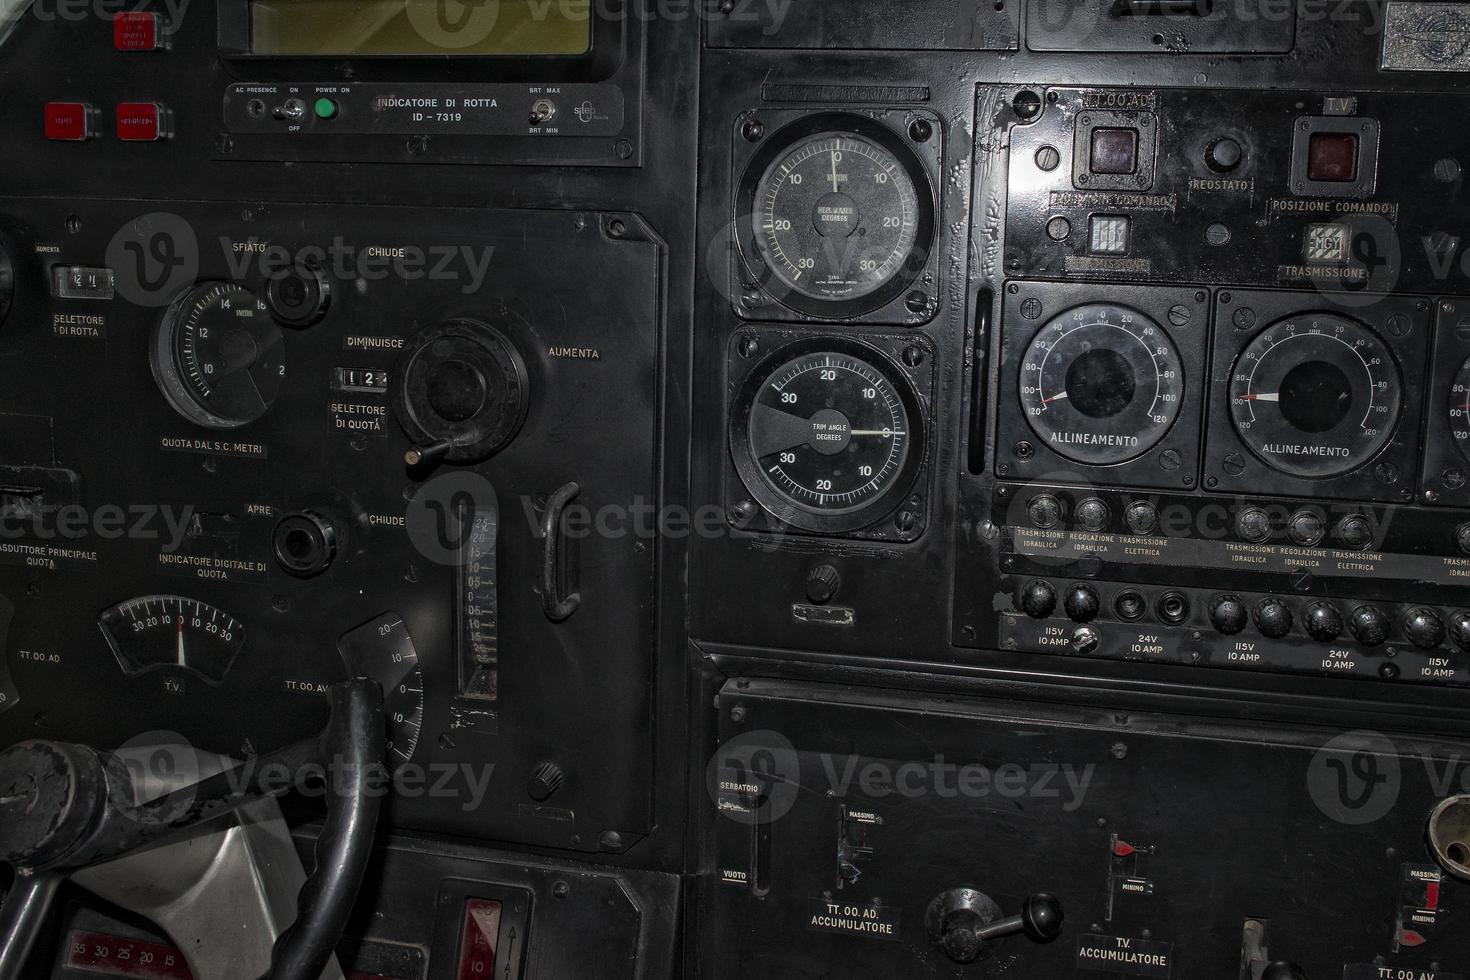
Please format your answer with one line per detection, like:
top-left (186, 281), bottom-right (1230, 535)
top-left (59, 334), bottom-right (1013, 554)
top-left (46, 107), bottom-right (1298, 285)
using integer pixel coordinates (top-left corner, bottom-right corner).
top-left (151, 281), bottom-right (285, 429)
top-left (737, 114), bottom-right (936, 318)
top-left (338, 613), bottom-right (424, 772)
top-left (1448, 357), bottom-right (1470, 462)
top-left (1018, 302), bottom-right (1185, 465)
top-left (98, 595), bottom-right (245, 686)
top-left (1229, 313), bottom-right (1403, 478)
top-left (731, 340), bottom-right (924, 532)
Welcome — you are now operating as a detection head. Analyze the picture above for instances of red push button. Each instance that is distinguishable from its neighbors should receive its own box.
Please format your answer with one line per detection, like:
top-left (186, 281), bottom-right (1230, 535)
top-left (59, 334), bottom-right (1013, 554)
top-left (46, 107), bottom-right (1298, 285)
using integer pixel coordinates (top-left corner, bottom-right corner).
top-left (44, 102), bottom-right (94, 141)
top-left (117, 102), bottom-right (168, 141)
top-left (1307, 132), bottom-right (1359, 182)
top-left (114, 11), bottom-right (161, 51)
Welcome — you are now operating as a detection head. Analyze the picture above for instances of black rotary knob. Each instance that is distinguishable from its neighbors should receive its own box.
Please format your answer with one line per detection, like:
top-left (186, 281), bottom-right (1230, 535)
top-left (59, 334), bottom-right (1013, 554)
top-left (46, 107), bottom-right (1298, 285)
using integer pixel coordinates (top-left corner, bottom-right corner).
top-left (1209, 594), bottom-right (1249, 635)
top-left (1075, 497), bottom-right (1111, 532)
top-left (393, 319), bottom-right (530, 468)
top-left (1026, 493), bottom-right (1064, 529)
top-left (1205, 137), bottom-right (1244, 173)
top-left (1457, 523), bottom-right (1470, 558)
top-left (1333, 514), bottom-right (1374, 550)
top-left (1254, 597), bottom-right (1293, 639)
top-left (1063, 583), bottom-right (1101, 623)
top-left (1452, 613), bottom-right (1470, 653)
top-left (1123, 500), bottom-right (1158, 535)
top-left (1235, 506), bottom-right (1272, 543)
top-left (1020, 580), bottom-right (1057, 619)
top-left (1404, 607), bottom-right (1447, 650)
top-left (805, 564), bottom-right (841, 604)
top-left (1348, 604), bottom-right (1390, 647)
top-left (1260, 962), bottom-right (1307, 980)
top-left (528, 761), bottom-right (565, 802)
top-left (1303, 601), bottom-right (1343, 642)
top-left (1287, 510), bottom-right (1325, 547)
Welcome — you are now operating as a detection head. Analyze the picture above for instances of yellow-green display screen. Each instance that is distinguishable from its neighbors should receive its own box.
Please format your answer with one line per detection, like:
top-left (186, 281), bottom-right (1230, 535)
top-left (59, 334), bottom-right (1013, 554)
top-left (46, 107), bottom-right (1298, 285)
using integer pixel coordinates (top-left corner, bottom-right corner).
top-left (250, 0), bottom-right (591, 56)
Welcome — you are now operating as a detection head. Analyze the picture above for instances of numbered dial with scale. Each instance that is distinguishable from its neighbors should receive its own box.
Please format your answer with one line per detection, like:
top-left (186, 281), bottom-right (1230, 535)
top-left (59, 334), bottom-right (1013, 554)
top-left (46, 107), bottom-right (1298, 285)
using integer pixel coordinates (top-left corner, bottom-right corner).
top-left (1228, 314), bottom-right (1403, 478)
top-left (150, 281), bottom-right (286, 429)
top-left (1018, 303), bottom-right (1185, 465)
top-left (737, 114), bottom-right (935, 318)
top-left (732, 341), bottom-right (924, 532)
top-left (1448, 356), bottom-right (1470, 462)
top-left (98, 595), bottom-right (246, 685)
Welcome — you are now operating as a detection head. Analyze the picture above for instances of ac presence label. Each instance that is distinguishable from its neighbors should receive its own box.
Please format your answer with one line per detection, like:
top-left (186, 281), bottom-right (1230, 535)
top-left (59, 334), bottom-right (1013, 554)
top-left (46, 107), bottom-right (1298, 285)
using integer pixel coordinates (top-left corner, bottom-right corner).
top-left (1077, 934), bottom-right (1173, 976)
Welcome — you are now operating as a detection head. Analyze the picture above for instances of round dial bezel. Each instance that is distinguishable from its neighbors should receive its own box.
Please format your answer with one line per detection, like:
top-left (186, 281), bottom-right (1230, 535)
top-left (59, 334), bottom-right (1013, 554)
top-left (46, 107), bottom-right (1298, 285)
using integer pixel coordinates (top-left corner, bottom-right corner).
top-left (1017, 302), bottom-right (1186, 466)
top-left (735, 113), bottom-right (937, 320)
top-left (1228, 312), bottom-right (1404, 479)
top-left (150, 281), bottom-right (284, 430)
top-left (730, 337), bottom-right (926, 534)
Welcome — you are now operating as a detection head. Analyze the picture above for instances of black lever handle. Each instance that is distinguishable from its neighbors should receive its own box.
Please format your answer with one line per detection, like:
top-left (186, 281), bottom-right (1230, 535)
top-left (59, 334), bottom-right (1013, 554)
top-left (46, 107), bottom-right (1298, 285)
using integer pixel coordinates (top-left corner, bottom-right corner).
top-left (926, 889), bottom-right (1064, 964)
top-left (540, 481), bottom-right (582, 622)
top-left (266, 677), bottom-right (385, 980)
top-left (974, 893), bottom-right (1065, 943)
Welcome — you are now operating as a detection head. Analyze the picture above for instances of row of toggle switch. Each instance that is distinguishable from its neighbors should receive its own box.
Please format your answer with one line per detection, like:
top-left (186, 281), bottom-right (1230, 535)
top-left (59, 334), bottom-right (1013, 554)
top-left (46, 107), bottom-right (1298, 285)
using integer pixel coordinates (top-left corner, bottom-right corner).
top-left (1018, 579), bottom-right (1470, 651)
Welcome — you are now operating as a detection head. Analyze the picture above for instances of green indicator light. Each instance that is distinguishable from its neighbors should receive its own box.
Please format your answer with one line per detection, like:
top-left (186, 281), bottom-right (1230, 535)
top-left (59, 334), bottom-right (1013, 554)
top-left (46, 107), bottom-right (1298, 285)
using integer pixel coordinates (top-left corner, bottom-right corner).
top-left (313, 98), bottom-right (338, 120)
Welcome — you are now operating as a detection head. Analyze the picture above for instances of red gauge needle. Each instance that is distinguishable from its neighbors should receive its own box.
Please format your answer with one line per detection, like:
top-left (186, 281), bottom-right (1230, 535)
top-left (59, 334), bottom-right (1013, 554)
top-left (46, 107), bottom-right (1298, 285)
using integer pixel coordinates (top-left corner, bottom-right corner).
top-left (1042, 392), bottom-right (1069, 405)
top-left (1239, 392), bottom-right (1280, 402)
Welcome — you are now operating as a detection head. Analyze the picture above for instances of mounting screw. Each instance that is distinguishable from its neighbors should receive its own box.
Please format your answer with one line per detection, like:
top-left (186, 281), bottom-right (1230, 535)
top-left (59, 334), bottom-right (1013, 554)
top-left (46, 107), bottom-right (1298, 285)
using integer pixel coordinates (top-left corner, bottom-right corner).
top-left (908, 118), bottom-right (933, 143)
top-left (738, 335), bottom-right (760, 358)
top-left (905, 291), bottom-right (930, 314)
top-left (1167, 304), bottom-right (1191, 326)
top-left (1014, 441), bottom-right (1034, 460)
top-left (902, 345), bottom-right (925, 367)
top-left (741, 118), bottom-right (765, 143)
top-left (730, 705), bottom-right (747, 723)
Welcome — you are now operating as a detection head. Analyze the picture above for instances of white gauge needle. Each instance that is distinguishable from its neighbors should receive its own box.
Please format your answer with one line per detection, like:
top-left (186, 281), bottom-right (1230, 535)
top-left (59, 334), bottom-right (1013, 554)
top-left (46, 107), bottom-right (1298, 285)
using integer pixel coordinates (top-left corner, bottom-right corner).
top-left (849, 429), bottom-right (905, 436)
top-left (177, 617), bottom-right (187, 668)
top-left (830, 150), bottom-right (840, 191)
top-left (1241, 392), bottom-right (1280, 402)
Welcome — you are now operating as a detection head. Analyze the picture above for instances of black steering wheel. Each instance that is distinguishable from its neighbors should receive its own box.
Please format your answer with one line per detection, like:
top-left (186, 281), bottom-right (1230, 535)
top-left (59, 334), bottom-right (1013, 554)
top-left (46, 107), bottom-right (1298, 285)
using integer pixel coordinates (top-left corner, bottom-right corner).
top-left (0, 678), bottom-right (384, 980)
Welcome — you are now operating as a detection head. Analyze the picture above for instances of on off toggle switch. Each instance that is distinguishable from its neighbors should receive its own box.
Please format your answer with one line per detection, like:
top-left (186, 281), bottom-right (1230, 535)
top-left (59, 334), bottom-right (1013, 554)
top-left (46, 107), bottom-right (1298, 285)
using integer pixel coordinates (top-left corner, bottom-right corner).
top-left (117, 102), bottom-right (170, 141)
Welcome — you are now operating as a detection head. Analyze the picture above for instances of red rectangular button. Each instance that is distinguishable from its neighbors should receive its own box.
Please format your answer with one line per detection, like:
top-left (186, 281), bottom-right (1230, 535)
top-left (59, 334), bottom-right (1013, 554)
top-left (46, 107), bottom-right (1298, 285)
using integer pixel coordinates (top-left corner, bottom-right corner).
top-left (114, 11), bottom-right (161, 51)
top-left (117, 102), bottom-right (166, 141)
top-left (44, 102), bottom-right (93, 141)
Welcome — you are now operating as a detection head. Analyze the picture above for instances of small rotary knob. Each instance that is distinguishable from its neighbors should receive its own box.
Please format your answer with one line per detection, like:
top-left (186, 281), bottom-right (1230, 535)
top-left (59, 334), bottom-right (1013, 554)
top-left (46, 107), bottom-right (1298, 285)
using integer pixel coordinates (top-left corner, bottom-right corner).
top-left (1020, 580), bottom-right (1057, 619)
top-left (1205, 137), bottom-right (1244, 173)
top-left (1235, 506), bottom-right (1272, 543)
top-left (1063, 583), bottom-right (1101, 623)
top-left (1209, 594), bottom-right (1249, 635)
top-left (1457, 523), bottom-right (1470, 558)
top-left (1348, 605), bottom-right (1390, 647)
top-left (1254, 597), bottom-right (1293, 639)
top-left (1404, 607), bottom-right (1447, 650)
top-left (1303, 601), bottom-right (1343, 642)
top-left (528, 761), bottom-right (565, 802)
top-left (805, 564), bottom-right (841, 604)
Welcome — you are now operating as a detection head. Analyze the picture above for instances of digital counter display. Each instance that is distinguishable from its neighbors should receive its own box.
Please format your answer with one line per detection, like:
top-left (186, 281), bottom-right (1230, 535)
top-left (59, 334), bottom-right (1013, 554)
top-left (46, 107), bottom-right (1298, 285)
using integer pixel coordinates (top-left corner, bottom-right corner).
top-left (250, 0), bottom-right (591, 56)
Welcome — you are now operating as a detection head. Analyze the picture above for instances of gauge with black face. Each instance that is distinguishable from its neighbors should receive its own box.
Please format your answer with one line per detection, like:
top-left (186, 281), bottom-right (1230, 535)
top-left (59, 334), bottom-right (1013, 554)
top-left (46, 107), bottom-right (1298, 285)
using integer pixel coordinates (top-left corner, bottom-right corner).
top-left (99, 595), bottom-right (245, 685)
top-left (1018, 302), bottom-right (1185, 465)
top-left (731, 340), bottom-right (924, 532)
top-left (1229, 313), bottom-right (1402, 478)
top-left (737, 114), bottom-right (936, 319)
top-left (151, 281), bottom-right (285, 429)
top-left (1448, 356), bottom-right (1470, 462)
top-left (338, 612), bottom-right (424, 771)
